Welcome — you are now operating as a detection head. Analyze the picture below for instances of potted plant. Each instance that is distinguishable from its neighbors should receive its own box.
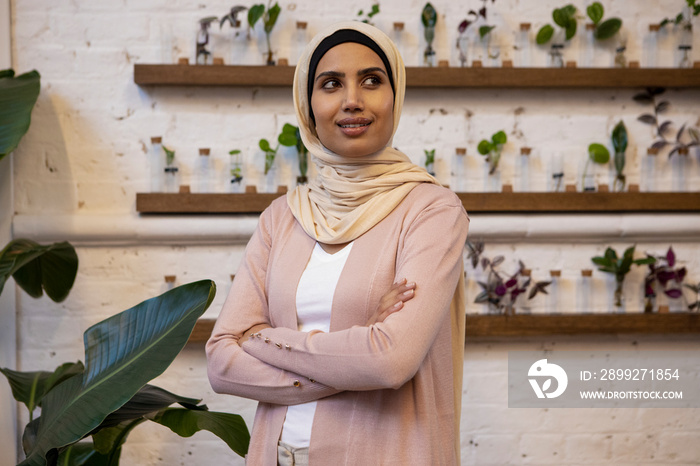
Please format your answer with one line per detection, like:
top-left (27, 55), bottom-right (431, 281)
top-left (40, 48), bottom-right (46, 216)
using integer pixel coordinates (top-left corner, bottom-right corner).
top-left (424, 149), bottom-right (435, 176)
top-left (357, 3), bottom-right (380, 25)
top-left (1, 280), bottom-right (251, 465)
top-left (421, 3), bottom-right (438, 66)
top-left (248, 1), bottom-right (281, 65)
top-left (643, 246), bottom-right (686, 313)
top-left (467, 240), bottom-right (550, 315)
top-left (591, 245), bottom-right (655, 312)
top-left (582, 142), bottom-right (609, 191)
top-left (277, 123), bottom-right (309, 185)
top-left (611, 120), bottom-right (627, 192)
top-left (477, 130), bottom-right (507, 191)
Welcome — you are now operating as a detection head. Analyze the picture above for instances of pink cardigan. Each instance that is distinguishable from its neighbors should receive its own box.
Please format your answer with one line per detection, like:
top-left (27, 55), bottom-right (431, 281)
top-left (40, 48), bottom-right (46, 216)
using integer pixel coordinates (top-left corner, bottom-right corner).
top-left (206, 183), bottom-right (469, 465)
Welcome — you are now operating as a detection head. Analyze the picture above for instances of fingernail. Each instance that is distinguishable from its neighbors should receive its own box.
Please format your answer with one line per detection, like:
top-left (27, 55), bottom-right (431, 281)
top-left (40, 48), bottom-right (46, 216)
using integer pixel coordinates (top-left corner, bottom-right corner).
top-left (393, 302), bottom-right (403, 309)
top-left (403, 289), bottom-right (414, 297)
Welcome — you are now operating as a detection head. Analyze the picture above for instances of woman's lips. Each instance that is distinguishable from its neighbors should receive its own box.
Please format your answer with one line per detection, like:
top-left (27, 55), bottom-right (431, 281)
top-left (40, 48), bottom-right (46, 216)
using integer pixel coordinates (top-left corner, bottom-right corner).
top-left (337, 118), bottom-right (371, 137)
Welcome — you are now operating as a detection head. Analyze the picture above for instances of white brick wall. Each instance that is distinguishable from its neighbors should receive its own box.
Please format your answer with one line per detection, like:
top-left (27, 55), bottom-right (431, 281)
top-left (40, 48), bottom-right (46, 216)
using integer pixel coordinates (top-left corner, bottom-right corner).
top-left (8, 0), bottom-right (700, 464)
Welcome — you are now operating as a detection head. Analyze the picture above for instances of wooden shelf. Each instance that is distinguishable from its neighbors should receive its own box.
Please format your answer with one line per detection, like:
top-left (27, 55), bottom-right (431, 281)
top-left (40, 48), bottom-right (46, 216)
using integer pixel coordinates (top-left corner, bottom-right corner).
top-left (187, 313), bottom-right (700, 343)
top-left (136, 192), bottom-right (700, 214)
top-left (134, 64), bottom-right (700, 88)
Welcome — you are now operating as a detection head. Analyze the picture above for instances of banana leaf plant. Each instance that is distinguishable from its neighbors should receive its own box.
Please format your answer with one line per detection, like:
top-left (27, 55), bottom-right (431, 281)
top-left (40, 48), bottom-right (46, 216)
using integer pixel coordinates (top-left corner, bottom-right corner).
top-left (248, 1), bottom-right (281, 65)
top-left (1, 280), bottom-right (250, 466)
top-left (0, 239), bottom-right (78, 303)
top-left (0, 69), bottom-right (41, 161)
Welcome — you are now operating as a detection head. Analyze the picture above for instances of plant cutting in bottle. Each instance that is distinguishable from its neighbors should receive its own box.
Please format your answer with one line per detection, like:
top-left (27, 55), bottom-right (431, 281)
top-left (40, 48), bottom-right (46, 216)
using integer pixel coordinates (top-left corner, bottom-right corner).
top-left (536, 4), bottom-right (578, 45)
top-left (258, 138), bottom-right (278, 175)
top-left (277, 123), bottom-right (309, 184)
top-left (477, 130), bottom-right (507, 174)
top-left (591, 245), bottom-right (655, 309)
top-left (357, 3), bottom-right (380, 25)
top-left (424, 148), bottom-right (435, 175)
top-left (196, 16), bottom-right (219, 64)
top-left (248, 1), bottom-right (281, 65)
top-left (643, 246), bottom-right (687, 313)
top-left (611, 120), bottom-right (627, 192)
top-left (467, 240), bottom-right (551, 315)
top-left (582, 142), bottom-right (609, 191)
top-left (659, 0), bottom-right (699, 30)
top-left (421, 3), bottom-right (438, 66)
top-left (585, 2), bottom-right (622, 40)
top-left (456, 11), bottom-right (478, 67)
top-left (229, 149), bottom-right (243, 185)
top-left (220, 5), bottom-right (248, 30)
top-left (634, 87), bottom-right (700, 158)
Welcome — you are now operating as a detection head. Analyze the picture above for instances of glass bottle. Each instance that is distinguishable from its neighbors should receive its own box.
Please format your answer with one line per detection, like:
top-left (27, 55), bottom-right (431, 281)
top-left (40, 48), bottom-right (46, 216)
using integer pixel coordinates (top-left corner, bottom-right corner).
top-left (195, 18), bottom-right (215, 65)
top-left (677, 8), bottom-right (693, 68)
top-left (197, 148), bottom-right (212, 193)
top-left (517, 147), bottom-right (531, 192)
top-left (229, 151), bottom-right (244, 193)
top-left (519, 269), bottom-right (532, 314)
top-left (483, 154), bottom-right (501, 192)
top-left (548, 270), bottom-right (561, 313)
top-left (642, 147), bottom-right (658, 192)
top-left (424, 26), bottom-right (436, 67)
top-left (672, 148), bottom-right (690, 192)
top-left (295, 21), bottom-right (308, 66)
top-left (608, 275), bottom-right (625, 313)
top-left (517, 23), bottom-right (531, 67)
top-left (164, 275), bottom-right (176, 293)
top-left (229, 19), bottom-right (248, 65)
top-left (644, 24), bottom-right (660, 68)
top-left (392, 22), bottom-right (407, 64)
top-left (581, 23), bottom-right (596, 68)
top-left (549, 43), bottom-right (564, 68)
top-left (578, 269), bottom-right (592, 313)
top-left (457, 32), bottom-right (469, 67)
top-left (548, 152), bottom-right (564, 192)
top-left (452, 148), bottom-right (467, 192)
top-left (163, 147), bottom-right (179, 193)
top-left (150, 137), bottom-right (163, 192)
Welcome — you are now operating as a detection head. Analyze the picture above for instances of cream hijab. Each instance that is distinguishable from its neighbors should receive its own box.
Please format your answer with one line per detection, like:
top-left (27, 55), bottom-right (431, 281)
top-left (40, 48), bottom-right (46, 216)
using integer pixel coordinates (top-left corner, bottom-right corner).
top-left (287, 21), bottom-right (438, 244)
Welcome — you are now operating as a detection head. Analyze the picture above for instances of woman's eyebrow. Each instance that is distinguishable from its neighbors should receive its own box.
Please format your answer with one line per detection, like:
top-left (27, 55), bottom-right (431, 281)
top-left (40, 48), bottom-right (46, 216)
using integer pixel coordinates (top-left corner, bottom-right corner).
top-left (315, 70), bottom-right (344, 83)
top-left (358, 67), bottom-right (387, 77)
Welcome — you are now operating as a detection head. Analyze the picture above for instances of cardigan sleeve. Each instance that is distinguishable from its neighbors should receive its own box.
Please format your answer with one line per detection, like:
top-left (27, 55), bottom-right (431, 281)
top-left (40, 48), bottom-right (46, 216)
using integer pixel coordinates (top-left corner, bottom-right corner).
top-left (206, 206), bottom-right (342, 404)
top-left (241, 197), bottom-right (469, 391)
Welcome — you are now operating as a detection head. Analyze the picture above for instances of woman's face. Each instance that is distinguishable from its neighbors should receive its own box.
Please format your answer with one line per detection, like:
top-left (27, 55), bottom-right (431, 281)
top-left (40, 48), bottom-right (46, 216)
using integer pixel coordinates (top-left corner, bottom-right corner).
top-left (310, 42), bottom-right (394, 158)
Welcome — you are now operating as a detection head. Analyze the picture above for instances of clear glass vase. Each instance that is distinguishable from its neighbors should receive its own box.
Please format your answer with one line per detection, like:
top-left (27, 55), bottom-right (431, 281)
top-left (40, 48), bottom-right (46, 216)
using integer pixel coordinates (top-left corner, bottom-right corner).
top-left (548, 153), bottom-right (565, 192)
top-left (517, 23), bottom-right (531, 67)
top-left (294, 21), bottom-right (308, 66)
top-left (644, 24), bottom-right (660, 68)
top-left (163, 162), bottom-right (179, 193)
top-left (578, 269), bottom-right (593, 313)
top-left (393, 23), bottom-right (407, 64)
top-left (516, 147), bottom-right (531, 192)
top-left (150, 137), bottom-right (163, 192)
top-left (197, 148), bottom-right (212, 193)
top-left (581, 23), bottom-right (596, 68)
top-left (457, 33), bottom-right (469, 67)
top-left (549, 44), bottom-right (564, 68)
top-left (452, 148), bottom-right (467, 192)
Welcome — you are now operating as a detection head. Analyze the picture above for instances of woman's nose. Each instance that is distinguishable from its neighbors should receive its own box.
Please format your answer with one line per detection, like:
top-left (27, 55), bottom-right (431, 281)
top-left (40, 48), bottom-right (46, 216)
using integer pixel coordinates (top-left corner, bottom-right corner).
top-left (342, 86), bottom-right (363, 112)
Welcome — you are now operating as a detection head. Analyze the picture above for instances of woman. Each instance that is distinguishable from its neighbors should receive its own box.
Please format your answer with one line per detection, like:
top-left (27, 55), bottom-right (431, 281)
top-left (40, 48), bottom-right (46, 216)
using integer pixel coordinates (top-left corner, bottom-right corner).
top-left (206, 21), bottom-right (469, 465)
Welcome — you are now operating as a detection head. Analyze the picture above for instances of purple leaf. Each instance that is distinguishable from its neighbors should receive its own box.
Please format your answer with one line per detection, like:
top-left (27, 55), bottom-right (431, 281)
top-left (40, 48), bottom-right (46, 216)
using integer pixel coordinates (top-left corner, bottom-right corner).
top-left (479, 7), bottom-right (487, 18)
top-left (651, 140), bottom-right (669, 150)
top-left (655, 101), bottom-right (670, 113)
top-left (676, 123), bottom-right (686, 142)
top-left (481, 257), bottom-right (489, 269)
top-left (664, 288), bottom-right (683, 299)
top-left (495, 284), bottom-right (506, 296)
top-left (666, 247), bottom-right (675, 267)
top-left (459, 20), bottom-right (470, 33)
top-left (677, 267), bottom-right (687, 282)
top-left (638, 114), bottom-right (657, 125)
top-left (505, 278), bottom-right (518, 288)
top-left (645, 284), bottom-right (655, 297)
top-left (657, 270), bottom-right (674, 285)
top-left (658, 121), bottom-right (672, 136)
top-left (633, 93), bottom-right (653, 104)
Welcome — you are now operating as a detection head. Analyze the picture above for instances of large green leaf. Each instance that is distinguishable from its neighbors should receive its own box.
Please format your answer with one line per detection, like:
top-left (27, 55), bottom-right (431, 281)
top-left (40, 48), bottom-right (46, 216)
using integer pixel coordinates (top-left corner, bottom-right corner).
top-left (588, 143), bottom-right (610, 164)
top-left (19, 280), bottom-right (216, 466)
top-left (536, 24), bottom-right (554, 44)
top-left (0, 362), bottom-right (84, 415)
top-left (263, 2), bottom-right (281, 34)
top-left (247, 4), bottom-right (264, 28)
top-left (91, 419), bottom-right (145, 464)
top-left (586, 2), bottom-right (604, 25)
top-left (57, 441), bottom-right (113, 466)
top-left (421, 3), bottom-right (437, 28)
top-left (0, 69), bottom-right (41, 161)
top-left (611, 120), bottom-right (628, 154)
top-left (151, 408), bottom-right (250, 458)
top-left (595, 18), bottom-right (622, 40)
top-left (0, 239), bottom-right (78, 302)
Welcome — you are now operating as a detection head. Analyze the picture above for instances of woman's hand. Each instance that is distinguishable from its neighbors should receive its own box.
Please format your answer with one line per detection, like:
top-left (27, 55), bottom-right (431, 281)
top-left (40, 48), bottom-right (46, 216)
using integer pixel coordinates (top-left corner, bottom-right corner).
top-left (365, 278), bottom-right (416, 326)
top-left (238, 323), bottom-right (272, 347)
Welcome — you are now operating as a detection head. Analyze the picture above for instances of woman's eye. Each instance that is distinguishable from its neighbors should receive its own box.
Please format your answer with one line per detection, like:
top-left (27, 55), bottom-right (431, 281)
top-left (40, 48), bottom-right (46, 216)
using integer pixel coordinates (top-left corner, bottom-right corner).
top-left (321, 79), bottom-right (340, 90)
top-left (363, 75), bottom-right (382, 86)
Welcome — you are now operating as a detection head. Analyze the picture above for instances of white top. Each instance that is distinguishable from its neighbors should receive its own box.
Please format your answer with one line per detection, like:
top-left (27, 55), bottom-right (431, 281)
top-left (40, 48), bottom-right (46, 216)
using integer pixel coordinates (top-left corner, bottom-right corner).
top-left (279, 241), bottom-right (354, 448)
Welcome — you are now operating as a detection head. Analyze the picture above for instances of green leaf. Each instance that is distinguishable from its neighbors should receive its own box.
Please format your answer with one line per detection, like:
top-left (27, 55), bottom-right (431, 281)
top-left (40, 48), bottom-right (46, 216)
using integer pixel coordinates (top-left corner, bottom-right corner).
top-left (536, 24), bottom-right (554, 44)
top-left (278, 133), bottom-right (296, 147)
top-left (258, 138), bottom-right (270, 152)
top-left (479, 25), bottom-right (495, 39)
top-left (97, 385), bottom-right (203, 431)
top-left (228, 149), bottom-right (241, 155)
top-left (18, 280), bottom-right (216, 466)
top-left (263, 3), bottom-right (281, 34)
top-left (247, 4), bottom-right (264, 28)
top-left (564, 18), bottom-right (578, 41)
top-left (91, 419), bottom-right (144, 462)
top-left (588, 143), bottom-right (610, 164)
top-left (595, 18), bottom-right (622, 40)
top-left (592, 257), bottom-right (611, 267)
top-left (151, 408), bottom-right (250, 458)
top-left (586, 2), bottom-right (604, 25)
top-left (57, 441), bottom-right (112, 466)
top-left (553, 6), bottom-right (574, 28)
top-left (0, 362), bottom-right (84, 415)
top-left (477, 140), bottom-right (492, 155)
top-left (634, 257), bottom-right (657, 266)
top-left (0, 69), bottom-right (41, 161)
top-left (162, 146), bottom-right (175, 166)
top-left (0, 239), bottom-right (78, 302)
top-left (421, 3), bottom-right (437, 28)
top-left (614, 151), bottom-right (625, 177)
top-left (561, 4), bottom-right (577, 18)
top-left (611, 120), bottom-right (628, 154)
top-left (492, 130), bottom-right (507, 145)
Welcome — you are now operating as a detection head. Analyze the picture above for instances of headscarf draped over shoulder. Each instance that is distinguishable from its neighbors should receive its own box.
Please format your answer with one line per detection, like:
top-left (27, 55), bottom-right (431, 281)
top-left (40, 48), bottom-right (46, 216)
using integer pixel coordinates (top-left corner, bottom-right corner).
top-left (287, 21), bottom-right (438, 244)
